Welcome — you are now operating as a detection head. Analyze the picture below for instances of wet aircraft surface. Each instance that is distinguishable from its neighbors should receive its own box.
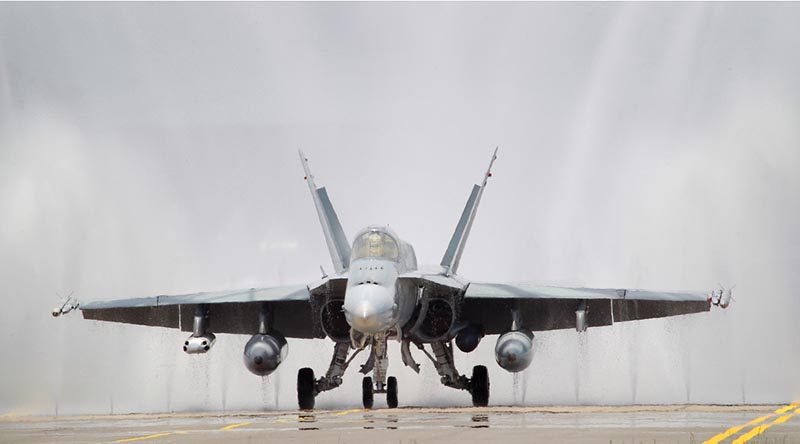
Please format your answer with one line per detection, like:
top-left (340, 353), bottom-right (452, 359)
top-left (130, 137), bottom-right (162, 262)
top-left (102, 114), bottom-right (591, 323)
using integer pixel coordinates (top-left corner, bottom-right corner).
top-left (2, 405), bottom-right (799, 443)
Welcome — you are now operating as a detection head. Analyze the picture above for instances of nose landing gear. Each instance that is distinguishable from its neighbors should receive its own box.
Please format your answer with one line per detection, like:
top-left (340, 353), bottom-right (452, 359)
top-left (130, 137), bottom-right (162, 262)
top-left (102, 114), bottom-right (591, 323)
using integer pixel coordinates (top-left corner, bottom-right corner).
top-left (361, 375), bottom-right (399, 409)
top-left (362, 376), bottom-right (374, 409)
top-left (386, 376), bottom-right (398, 408)
top-left (296, 333), bottom-right (403, 410)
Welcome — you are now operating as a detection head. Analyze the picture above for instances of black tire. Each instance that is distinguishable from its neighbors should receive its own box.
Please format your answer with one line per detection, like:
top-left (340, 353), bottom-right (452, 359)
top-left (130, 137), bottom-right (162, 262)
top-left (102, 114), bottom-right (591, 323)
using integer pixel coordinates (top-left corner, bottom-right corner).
top-left (297, 367), bottom-right (316, 410)
top-left (386, 376), bottom-right (398, 408)
top-left (362, 376), bottom-right (374, 409)
top-left (470, 365), bottom-right (489, 407)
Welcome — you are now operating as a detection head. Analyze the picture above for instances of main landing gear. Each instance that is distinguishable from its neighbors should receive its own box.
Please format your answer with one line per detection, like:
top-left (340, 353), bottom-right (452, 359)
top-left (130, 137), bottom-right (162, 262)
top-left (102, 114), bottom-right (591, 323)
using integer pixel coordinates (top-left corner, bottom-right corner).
top-left (296, 341), bottom-right (356, 410)
top-left (422, 340), bottom-right (490, 407)
top-left (296, 336), bottom-right (488, 409)
top-left (297, 367), bottom-right (316, 410)
top-left (469, 365), bottom-right (489, 407)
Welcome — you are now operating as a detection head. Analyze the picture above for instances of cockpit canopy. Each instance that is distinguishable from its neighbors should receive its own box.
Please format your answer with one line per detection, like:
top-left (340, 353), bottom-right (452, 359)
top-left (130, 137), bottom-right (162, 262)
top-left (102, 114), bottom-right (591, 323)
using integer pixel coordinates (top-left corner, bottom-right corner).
top-left (351, 227), bottom-right (399, 261)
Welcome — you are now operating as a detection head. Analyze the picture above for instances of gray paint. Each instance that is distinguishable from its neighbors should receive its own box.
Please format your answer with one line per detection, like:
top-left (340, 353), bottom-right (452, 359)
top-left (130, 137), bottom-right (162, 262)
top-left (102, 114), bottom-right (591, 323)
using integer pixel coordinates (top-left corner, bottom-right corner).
top-left (80, 285), bottom-right (310, 309)
top-left (1, 2), bottom-right (799, 413)
top-left (466, 282), bottom-right (707, 301)
top-left (299, 150), bottom-right (351, 274)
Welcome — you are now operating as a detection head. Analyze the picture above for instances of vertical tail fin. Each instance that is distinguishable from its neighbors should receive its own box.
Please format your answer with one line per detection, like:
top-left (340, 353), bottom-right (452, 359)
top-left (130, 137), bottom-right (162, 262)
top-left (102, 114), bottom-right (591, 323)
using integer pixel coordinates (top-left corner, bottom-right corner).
top-left (299, 150), bottom-right (351, 274)
top-left (440, 147), bottom-right (498, 276)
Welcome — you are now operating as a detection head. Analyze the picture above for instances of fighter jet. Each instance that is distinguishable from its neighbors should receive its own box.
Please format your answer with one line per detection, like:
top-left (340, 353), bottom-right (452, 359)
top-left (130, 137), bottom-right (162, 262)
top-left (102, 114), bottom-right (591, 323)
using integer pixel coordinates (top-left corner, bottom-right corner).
top-left (56, 149), bottom-right (728, 409)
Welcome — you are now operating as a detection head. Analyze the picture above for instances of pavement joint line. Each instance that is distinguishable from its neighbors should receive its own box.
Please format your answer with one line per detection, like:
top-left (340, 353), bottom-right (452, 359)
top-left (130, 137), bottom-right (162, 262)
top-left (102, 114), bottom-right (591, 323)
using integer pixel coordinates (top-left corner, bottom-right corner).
top-left (220, 421), bottom-right (252, 431)
top-left (731, 406), bottom-right (800, 444)
top-left (113, 432), bottom-right (173, 443)
top-left (702, 403), bottom-right (798, 444)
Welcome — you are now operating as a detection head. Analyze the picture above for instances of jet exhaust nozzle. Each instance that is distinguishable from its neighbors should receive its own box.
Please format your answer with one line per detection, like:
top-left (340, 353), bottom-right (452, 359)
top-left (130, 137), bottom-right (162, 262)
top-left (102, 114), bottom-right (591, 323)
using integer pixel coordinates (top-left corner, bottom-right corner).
top-left (495, 330), bottom-right (534, 373)
top-left (243, 332), bottom-right (287, 376)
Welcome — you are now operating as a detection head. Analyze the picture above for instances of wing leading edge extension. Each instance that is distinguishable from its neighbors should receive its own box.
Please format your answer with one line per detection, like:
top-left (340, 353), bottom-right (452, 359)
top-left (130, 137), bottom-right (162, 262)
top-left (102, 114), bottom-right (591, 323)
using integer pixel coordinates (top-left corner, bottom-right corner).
top-left (462, 282), bottom-right (710, 334)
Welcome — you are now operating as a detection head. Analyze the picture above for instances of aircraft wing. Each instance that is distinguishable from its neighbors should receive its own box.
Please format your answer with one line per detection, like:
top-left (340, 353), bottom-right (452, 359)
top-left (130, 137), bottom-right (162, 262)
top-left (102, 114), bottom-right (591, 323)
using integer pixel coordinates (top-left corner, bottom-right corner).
top-left (461, 282), bottom-right (710, 334)
top-left (79, 285), bottom-right (322, 338)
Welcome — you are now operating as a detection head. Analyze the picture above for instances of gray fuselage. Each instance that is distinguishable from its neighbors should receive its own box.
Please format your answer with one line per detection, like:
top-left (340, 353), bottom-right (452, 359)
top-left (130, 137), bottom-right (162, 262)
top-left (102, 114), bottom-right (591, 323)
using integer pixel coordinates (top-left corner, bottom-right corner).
top-left (342, 226), bottom-right (417, 335)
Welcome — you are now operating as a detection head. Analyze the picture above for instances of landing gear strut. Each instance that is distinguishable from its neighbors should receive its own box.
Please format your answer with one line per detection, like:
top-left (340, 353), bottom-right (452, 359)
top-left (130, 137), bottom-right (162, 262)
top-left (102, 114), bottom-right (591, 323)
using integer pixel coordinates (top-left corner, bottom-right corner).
top-left (296, 341), bottom-right (363, 410)
top-left (295, 333), bottom-right (402, 410)
top-left (359, 333), bottom-right (399, 409)
top-left (423, 340), bottom-right (490, 406)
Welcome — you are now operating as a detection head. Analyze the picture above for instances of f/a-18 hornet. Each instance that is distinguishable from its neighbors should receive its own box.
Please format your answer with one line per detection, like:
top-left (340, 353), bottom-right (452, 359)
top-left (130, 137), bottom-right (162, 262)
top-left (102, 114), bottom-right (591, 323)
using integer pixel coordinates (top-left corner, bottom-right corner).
top-left (54, 149), bottom-right (731, 409)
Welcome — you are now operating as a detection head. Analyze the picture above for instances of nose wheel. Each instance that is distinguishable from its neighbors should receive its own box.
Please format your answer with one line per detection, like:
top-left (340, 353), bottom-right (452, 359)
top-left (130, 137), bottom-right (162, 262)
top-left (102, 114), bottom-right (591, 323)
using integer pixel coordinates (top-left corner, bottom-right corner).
top-left (362, 376), bottom-right (374, 409)
top-left (386, 376), bottom-right (398, 408)
top-left (362, 375), bottom-right (399, 409)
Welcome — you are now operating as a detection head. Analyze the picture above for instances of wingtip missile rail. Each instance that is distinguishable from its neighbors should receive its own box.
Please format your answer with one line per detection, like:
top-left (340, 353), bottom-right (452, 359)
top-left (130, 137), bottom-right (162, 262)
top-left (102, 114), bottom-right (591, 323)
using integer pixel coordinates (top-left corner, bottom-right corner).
top-left (52, 293), bottom-right (79, 317)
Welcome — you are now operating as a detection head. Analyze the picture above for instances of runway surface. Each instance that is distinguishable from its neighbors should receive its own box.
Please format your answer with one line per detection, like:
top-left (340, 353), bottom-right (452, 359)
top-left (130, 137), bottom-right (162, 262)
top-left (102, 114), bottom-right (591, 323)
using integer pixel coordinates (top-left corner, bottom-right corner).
top-left (2, 405), bottom-right (800, 443)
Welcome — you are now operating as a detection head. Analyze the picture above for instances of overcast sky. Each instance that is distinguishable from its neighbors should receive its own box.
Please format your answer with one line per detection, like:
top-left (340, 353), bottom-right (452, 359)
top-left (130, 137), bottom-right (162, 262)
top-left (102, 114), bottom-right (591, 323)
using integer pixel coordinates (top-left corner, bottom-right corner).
top-left (1, 2), bottom-right (799, 415)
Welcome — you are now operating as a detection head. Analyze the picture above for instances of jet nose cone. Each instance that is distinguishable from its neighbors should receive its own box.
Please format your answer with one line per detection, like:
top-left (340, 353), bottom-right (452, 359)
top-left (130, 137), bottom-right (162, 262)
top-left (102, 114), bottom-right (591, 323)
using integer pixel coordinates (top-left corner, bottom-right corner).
top-left (344, 284), bottom-right (396, 334)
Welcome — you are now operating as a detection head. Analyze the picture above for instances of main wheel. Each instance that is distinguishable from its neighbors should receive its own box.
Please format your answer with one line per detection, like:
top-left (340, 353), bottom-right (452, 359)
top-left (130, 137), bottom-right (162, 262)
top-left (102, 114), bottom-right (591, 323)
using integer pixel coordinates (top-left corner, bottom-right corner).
top-left (362, 376), bottom-right (374, 409)
top-left (386, 376), bottom-right (398, 408)
top-left (297, 367), bottom-right (316, 410)
top-left (470, 365), bottom-right (489, 407)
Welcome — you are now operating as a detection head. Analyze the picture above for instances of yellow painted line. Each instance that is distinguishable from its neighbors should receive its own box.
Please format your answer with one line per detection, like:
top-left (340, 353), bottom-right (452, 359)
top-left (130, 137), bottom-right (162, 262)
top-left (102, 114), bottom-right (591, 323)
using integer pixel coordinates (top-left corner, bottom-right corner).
top-left (113, 432), bottom-right (173, 443)
top-left (329, 408), bottom-right (364, 417)
top-left (704, 414), bottom-right (773, 444)
top-left (703, 404), bottom-right (798, 444)
top-left (732, 407), bottom-right (800, 444)
top-left (219, 421), bottom-right (252, 431)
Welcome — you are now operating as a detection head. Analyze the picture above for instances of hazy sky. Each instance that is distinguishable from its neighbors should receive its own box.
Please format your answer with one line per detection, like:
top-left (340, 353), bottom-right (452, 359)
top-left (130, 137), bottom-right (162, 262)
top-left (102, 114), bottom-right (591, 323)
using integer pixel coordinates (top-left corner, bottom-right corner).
top-left (1, 2), bottom-right (799, 415)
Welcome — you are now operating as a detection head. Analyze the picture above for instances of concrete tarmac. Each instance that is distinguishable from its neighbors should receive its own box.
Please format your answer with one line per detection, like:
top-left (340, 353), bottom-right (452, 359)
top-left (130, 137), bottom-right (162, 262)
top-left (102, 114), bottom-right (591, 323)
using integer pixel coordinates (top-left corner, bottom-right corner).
top-left (2, 405), bottom-right (800, 444)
